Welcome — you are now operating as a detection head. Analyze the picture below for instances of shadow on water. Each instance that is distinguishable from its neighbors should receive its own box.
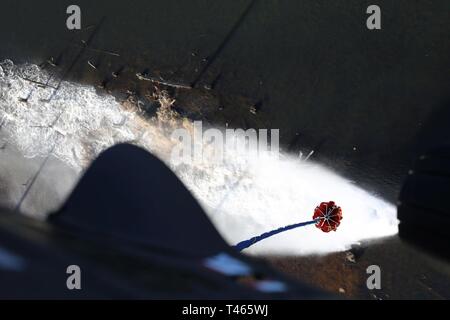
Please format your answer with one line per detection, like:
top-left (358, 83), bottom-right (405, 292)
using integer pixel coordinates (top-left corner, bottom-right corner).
top-left (412, 99), bottom-right (450, 157)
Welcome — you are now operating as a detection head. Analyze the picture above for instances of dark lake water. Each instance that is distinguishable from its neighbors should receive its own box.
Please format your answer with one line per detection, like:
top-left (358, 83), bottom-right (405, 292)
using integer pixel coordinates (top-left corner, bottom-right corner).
top-left (1, 0), bottom-right (449, 201)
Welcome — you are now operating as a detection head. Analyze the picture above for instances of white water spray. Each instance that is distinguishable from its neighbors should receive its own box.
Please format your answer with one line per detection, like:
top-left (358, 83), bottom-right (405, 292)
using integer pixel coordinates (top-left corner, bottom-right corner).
top-left (0, 60), bottom-right (398, 255)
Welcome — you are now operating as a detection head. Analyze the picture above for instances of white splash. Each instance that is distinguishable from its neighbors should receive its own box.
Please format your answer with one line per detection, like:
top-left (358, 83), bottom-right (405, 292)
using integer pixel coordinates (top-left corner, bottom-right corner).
top-left (0, 60), bottom-right (398, 255)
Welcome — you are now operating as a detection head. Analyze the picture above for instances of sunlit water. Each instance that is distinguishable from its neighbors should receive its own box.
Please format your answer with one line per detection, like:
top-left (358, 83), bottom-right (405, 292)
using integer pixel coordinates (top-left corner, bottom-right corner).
top-left (0, 60), bottom-right (398, 255)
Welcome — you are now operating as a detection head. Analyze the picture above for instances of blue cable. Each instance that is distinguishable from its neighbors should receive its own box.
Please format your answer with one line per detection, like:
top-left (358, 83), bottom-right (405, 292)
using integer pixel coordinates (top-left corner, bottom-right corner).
top-left (234, 219), bottom-right (318, 251)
